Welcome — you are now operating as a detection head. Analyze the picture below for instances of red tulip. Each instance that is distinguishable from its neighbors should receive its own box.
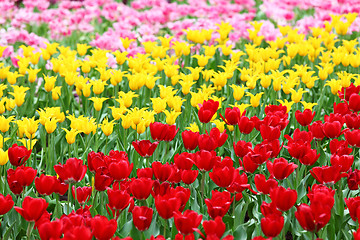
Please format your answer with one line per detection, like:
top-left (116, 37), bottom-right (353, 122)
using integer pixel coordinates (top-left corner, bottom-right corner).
top-left (198, 128), bottom-right (228, 151)
top-left (35, 174), bottom-right (58, 195)
top-left (87, 151), bottom-right (105, 173)
top-left (132, 206), bottom-right (153, 231)
top-left (270, 186), bottom-right (297, 211)
top-left (108, 160), bottom-right (133, 181)
top-left (132, 140), bottom-right (158, 157)
top-left (233, 140), bottom-right (252, 158)
top-left (171, 186), bottom-right (191, 212)
top-left (152, 161), bottom-right (173, 182)
top-left (222, 107), bottom-right (241, 125)
top-left (202, 216), bottom-right (226, 239)
top-left (181, 169), bottom-right (198, 185)
top-left (130, 177), bottom-right (153, 200)
top-left (155, 193), bottom-right (181, 219)
top-left (238, 115), bottom-right (255, 134)
top-left (298, 148), bottom-right (320, 166)
top-left (345, 129), bottom-right (360, 147)
top-left (254, 174), bottom-right (278, 195)
top-left (107, 188), bottom-right (131, 213)
top-left (7, 166), bottom-right (37, 195)
top-left (91, 215), bottom-right (117, 240)
top-left (38, 219), bottom-right (63, 240)
top-left (72, 186), bottom-right (92, 205)
top-left (150, 122), bottom-right (178, 141)
top-left (174, 152), bottom-right (195, 170)
top-left (349, 93), bottom-right (360, 112)
top-left (329, 139), bottom-right (352, 155)
top-left (308, 120), bottom-right (325, 140)
top-left (137, 168), bottom-right (153, 179)
top-left (345, 113), bottom-right (360, 129)
top-left (227, 170), bottom-right (252, 194)
top-left (174, 209), bottom-right (202, 236)
top-left (295, 109), bottom-right (315, 126)
top-left (339, 83), bottom-right (360, 101)
top-left (0, 194), bottom-right (14, 215)
top-left (261, 214), bottom-right (284, 238)
top-left (54, 158), bottom-right (87, 183)
top-left (310, 165), bottom-right (347, 185)
top-left (260, 125), bottom-right (281, 141)
top-left (15, 196), bottom-right (49, 222)
top-left (8, 143), bottom-right (31, 167)
top-left (348, 169), bottom-right (360, 190)
top-left (198, 99), bottom-right (219, 123)
top-left (322, 121), bottom-right (342, 138)
top-left (194, 150), bottom-right (219, 172)
top-left (295, 203), bottom-right (331, 232)
top-left (330, 154), bottom-right (354, 172)
top-left (209, 157), bottom-right (235, 188)
top-left (267, 157), bottom-right (297, 180)
top-left (205, 190), bottom-right (233, 219)
top-left (94, 170), bottom-right (113, 191)
top-left (345, 197), bottom-right (360, 222)
top-left (181, 130), bottom-right (199, 151)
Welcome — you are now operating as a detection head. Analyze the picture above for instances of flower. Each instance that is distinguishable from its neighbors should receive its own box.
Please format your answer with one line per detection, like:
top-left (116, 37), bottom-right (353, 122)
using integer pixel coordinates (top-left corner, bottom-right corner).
top-left (174, 210), bottom-right (202, 236)
top-left (132, 206), bottom-right (153, 231)
top-left (8, 143), bottom-right (32, 167)
top-left (14, 196), bottom-right (48, 222)
top-left (0, 194), bottom-right (14, 215)
top-left (198, 99), bottom-right (219, 123)
top-left (54, 158), bottom-right (87, 184)
top-left (132, 140), bottom-right (158, 158)
top-left (91, 215), bottom-right (117, 240)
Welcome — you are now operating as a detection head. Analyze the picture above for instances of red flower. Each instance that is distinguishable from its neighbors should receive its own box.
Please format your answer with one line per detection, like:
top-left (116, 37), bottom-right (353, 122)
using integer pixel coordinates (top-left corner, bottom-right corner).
top-left (132, 206), bottom-right (153, 231)
top-left (107, 188), bottom-right (131, 212)
top-left (348, 169), bottom-right (360, 190)
top-left (181, 170), bottom-right (198, 185)
top-left (14, 196), bottom-right (49, 222)
top-left (94, 170), bottom-right (113, 191)
top-left (233, 140), bottom-right (252, 158)
top-left (227, 170), bottom-right (252, 194)
top-left (155, 193), bottom-right (181, 219)
top-left (345, 197), bottom-right (360, 222)
top-left (308, 120), bottom-right (325, 140)
top-left (150, 122), bottom-right (178, 141)
top-left (339, 83), bottom-right (360, 101)
top-left (171, 186), bottom-right (191, 212)
top-left (270, 186), bottom-right (297, 211)
top-left (242, 153), bottom-right (260, 173)
top-left (295, 203), bottom-right (331, 232)
top-left (295, 109), bottom-right (315, 126)
top-left (298, 148), bottom-right (320, 166)
top-left (132, 140), bottom-right (158, 157)
top-left (0, 194), bottom-right (14, 215)
top-left (345, 113), bottom-right (360, 129)
top-left (54, 158), bottom-right (87, 184)
top-left (8, 143), bottom-right (31, 166)
top-left (198, 99), bottom-right (219, 123)
top-left (174, 210), bottom-right (202, 236)
top-left (322, 121), bottom-right (342, 138)
top-left (261, 214), bottom-right (284, 238)
top-left (72, 186), bottom-right (92, 205)
top-left (329, 139), bottom-right (352, 155)
top-left (194, 150), bottom-right (219, 172)
top-left (254, 174), bottom-right (278, 195)
top-left (130, 177), bottom-right (153, 200)
top-left (181, 130), bottom-right (199, 151)
top-left (7, 166), bottom-right (37, 195)
top-left (224, 107), bottom-right (241, 125)
top-left (238, 115), bottom-right (255, 134)
top-left (267, 157), bottom-right (297, 180)
top-left (198, 128), bottom-right (228, 151)
top-left (174, 152), bottom-right (195, 170)
top-left (87, 151), bottom-right (105, 173)
top-left (202, 216), bottom-right (226, 239)
top-left (38, 219), bottom-right (63, 240)
top-left (91, 215), bottom-right (117, 240)
top-left (330, 154), bottom-right (354, 172)
top-left (108, 160), bottom-right (133, 181)
top-left (209, 157), bottom-right (235, 188)
top-left (310, 165), bottom-right (347, 185)
top-left (205, 190), bottom-right (233, 219)
top-left (345, 129), bottom-right (360, 147)
top-left (35, 174), bottom-right (60, 195)
top-left (260, 125), bottom-right (281, 141)
top-left (152, 162), bottom-right (173, 182)
top-left (349, 93), bottom-right (360, 112)
top-left (137, 168), bottom-right (153, 179)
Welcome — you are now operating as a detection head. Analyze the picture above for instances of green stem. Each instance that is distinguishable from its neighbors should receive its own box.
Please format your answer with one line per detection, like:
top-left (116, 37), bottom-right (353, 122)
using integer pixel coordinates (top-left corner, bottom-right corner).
top-left (26, 221), bottom-right (35, 240)
top-left (201, 171), bottom-right (205, 200)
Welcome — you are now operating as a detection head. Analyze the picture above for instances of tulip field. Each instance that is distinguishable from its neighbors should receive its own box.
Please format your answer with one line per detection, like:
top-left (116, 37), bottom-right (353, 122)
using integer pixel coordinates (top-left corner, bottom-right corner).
top-left (3, 0), bottom-right (360, 239)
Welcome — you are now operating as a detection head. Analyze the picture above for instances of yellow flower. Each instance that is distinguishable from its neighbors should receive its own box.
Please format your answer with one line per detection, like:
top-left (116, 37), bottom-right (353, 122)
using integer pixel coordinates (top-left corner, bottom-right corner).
top-left (164, 64), bottom-right (179, 78)
top-left (158, 85), bottom-right (177, 100)
top-left (246, 92), bottom-right (264, 108)
top-left (136, 121), bottom-right (146, 134)
top-left (0, 149), bottom-right (8, 165)
top-left (230, 103), bottom-right (250, 115)
top-left (120, 114), bottom-right (132, 129)
top-left (110, 69), bottom-right (127, 86)
top-left (90, 79), bottom-right (108, 95)
top-left (120, 37), bottom-right (135, 49)
top-left (43, 75), bottom-right (57, 92)
top-left (179, 80), bottom-right (195, 95)
top-left (77, 43), bottom-right (91, 56)
top-left (186, 122), bottom-right (199, 132)
top-left (52, 86), bottom-right (62, 101)
top-left (113, 51), bottom-right (128, 65)
top-left (18, 138), bottom-right (37, 150)
top-left (186, 67), bottom-right (203, 81)
top-left (158, 36), bottom-right (173, 48)
top-left (151, 97), bottom-right (167, 114)
top-left (277, 99), bottom-right (294, 113)
top-left (27, 68), bottom-right (41, 83)
top-left (167, 96), bottom-right (185, 112)
top-left (7, 71), bottom-right (23, 85)
top-left (0, 66), bottom-right (10, 79)
top-left (0, 116), bottom-right (14, 133)
top-left (9, 85), bottom-right (30, 107)
top-left (325, 79), bottom-right (342, 95)
top-left (203, 45), bottom-right (218, 57)
top-left (211, 119), bottom-right (225, 133)
top-left (202, 69), bottom-right (215, 82)
top-left (45, 118), bottom-right (59, 134)
top-left (211, 72), bottom-right (227, 90)
top-left (62, 128), bottom-right (81, 144)
top-left (300, 101), bottom-right (318, 111)
top-left (172, 42), bottom-right (192, 56)
top-left (0, 46), bottom-right (7, 58)
top-left (101, 118), bottom-right (115, 136)
top-left (192, 55), bottom-right (211, 67)
top-left (164, 109), bottom-right (181, 125)
top-left (117, 91), bottom-right (138, 108)
top-left (289, 88), bottom-right (307, 103)
top-left (90, 97), bottom-right (108, 111)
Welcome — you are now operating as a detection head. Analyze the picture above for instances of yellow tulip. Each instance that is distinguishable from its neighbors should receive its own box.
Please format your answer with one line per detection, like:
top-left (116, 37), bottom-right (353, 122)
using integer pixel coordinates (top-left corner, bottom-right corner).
top-left (0, 149), bottom-right (8, 165)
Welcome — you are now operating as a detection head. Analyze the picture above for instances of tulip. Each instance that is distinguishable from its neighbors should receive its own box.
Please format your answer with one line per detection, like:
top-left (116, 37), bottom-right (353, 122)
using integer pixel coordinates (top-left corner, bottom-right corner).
top-left (91, 215), bottom-right (117, 240)
top-left (132, 206), bottom-right (153, 231)
top-left (152, 162), bottom-right (173, 182)
top-left (198, 99), bottom-right (219, 123)
top-left (150, 122), bottom-right (178, 142)
top-left (8, 143), bottom-right (31, 166)
top-left (270, 186), bottom-right (297, 211)
top-left (267, 157), bottom-right (297, 180)
top-left (108, 160), bottom-right (133, 181)
top-left (15, 196), bottom-right (49, 222)
top-left (261, 214), bottom-right (284, 238)
top-left (132, 140), bottom-right (158, 158)
top-left (0, 194), bottom-right (14, 215)
top-left (72, 186), bottom-right (92, 205)
top-left (295, 109), bottom-right (315, 126)
top-left (38, 219), bottom-right (63, 240)
top-left (181, 130), bottom-right (199, 151)
top-left (155, 193), bottom-right (181, 219)
top-left (205, 190), bottom-right (233, 219)
top-left (130, 178), bottom-right (153, 200)
top-left (174, 210), bottom-right (202, 236)
top-left (54, 158), bottom-right (87, 183)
